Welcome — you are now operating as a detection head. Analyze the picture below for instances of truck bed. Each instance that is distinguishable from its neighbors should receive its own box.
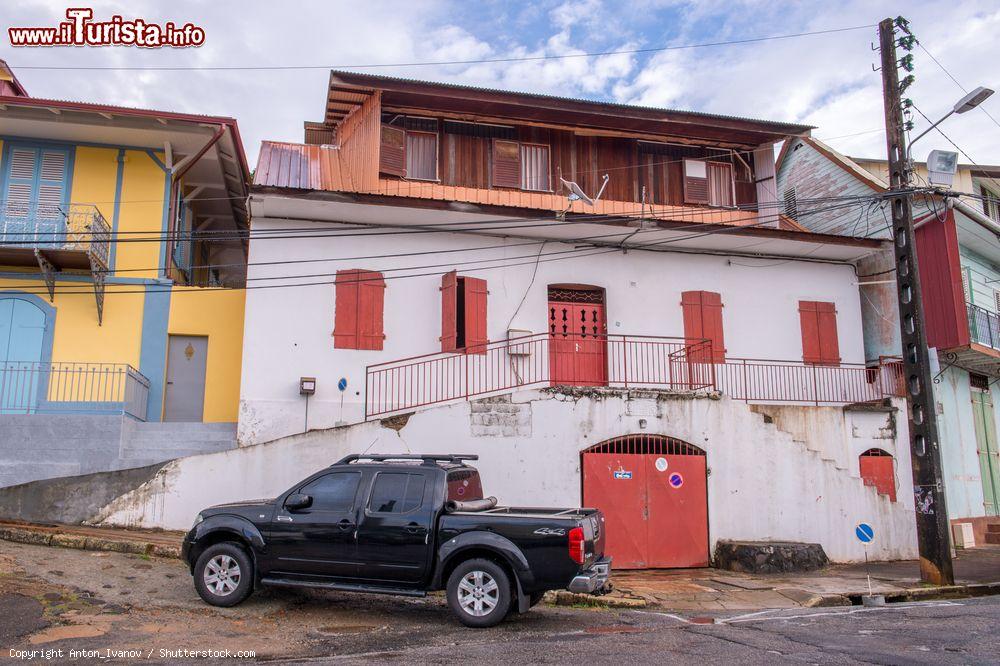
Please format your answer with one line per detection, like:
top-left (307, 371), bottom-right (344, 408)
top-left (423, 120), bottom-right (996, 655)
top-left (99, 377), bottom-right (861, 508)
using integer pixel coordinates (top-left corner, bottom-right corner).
top-left (450, 506), bottom-right (599, 519)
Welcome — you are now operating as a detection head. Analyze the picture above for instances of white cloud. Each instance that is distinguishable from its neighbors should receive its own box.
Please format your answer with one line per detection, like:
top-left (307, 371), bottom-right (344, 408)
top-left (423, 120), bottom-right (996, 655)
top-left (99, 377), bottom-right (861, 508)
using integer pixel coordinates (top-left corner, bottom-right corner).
top-left (3, 0), bottom-right (999, 168)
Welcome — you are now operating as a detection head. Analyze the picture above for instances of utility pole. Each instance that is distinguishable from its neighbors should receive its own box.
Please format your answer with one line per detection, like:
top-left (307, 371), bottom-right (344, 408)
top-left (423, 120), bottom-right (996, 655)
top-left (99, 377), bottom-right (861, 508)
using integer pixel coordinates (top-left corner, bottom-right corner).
top-left (877, 16), bottom-right (954, 585)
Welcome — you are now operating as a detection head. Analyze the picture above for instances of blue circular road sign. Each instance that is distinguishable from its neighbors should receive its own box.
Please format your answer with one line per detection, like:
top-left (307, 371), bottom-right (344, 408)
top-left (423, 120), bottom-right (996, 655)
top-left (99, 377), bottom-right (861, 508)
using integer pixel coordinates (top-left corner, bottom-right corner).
top-left (337, 377), bottom-right (348, 392)
top-left (855, 522), bottom-right (875, 543)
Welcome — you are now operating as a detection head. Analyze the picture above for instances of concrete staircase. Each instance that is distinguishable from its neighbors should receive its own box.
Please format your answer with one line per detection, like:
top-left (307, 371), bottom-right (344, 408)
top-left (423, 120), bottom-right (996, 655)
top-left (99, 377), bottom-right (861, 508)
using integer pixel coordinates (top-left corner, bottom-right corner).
top-left (116, 421), bottom-right (237, 469)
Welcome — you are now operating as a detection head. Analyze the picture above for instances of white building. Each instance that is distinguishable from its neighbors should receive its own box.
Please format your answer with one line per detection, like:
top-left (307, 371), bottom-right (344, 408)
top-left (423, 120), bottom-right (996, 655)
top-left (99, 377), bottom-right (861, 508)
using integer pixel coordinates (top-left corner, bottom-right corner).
top-left (100, 74), bottom-right (920, 566)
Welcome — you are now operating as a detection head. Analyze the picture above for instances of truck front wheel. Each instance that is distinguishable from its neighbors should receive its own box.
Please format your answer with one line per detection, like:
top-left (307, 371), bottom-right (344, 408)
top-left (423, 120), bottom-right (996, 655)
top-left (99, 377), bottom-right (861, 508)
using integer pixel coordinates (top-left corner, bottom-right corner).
top-left (446, 558), bottom-right (512, 627)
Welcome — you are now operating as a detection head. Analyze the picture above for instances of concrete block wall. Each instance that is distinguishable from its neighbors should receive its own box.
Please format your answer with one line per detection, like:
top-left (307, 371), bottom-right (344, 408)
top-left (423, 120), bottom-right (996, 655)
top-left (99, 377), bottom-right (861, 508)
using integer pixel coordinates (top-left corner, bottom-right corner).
top-left (0, 415), bottom-right (237, 488)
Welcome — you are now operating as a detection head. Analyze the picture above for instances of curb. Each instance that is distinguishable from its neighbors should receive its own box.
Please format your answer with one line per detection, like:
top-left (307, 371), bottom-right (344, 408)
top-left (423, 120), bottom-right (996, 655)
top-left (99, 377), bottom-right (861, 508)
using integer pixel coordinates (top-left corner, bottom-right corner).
top-left (553, 590), bottom-right (648, 609)
top-left (0, 525), bottom-right (182, 560)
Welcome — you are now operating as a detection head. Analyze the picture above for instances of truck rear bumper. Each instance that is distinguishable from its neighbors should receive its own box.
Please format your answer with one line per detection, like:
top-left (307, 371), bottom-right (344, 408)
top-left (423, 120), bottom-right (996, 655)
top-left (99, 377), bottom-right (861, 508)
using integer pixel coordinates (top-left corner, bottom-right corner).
top-left (567, 556), bottom-right (612, 594)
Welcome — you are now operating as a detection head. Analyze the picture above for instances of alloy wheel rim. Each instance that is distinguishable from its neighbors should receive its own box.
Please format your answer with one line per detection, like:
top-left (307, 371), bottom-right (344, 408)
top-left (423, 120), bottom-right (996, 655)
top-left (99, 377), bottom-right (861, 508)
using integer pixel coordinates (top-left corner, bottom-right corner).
top-left (457, 570), bottom-right (499, 616)
top-left (204, 554), bottom-right (241, 596)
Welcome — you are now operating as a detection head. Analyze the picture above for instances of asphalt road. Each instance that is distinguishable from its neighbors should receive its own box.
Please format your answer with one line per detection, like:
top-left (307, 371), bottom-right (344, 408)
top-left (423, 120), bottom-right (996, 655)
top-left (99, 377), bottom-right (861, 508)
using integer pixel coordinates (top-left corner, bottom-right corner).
top-left (1, 540), bottom-right (997, 664)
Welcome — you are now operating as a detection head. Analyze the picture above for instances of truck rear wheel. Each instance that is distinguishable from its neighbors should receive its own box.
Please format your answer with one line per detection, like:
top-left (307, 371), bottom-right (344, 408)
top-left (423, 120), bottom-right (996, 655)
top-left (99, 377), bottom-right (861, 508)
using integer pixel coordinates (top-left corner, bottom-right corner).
top-left (446, 558), bottom-right (512, 628)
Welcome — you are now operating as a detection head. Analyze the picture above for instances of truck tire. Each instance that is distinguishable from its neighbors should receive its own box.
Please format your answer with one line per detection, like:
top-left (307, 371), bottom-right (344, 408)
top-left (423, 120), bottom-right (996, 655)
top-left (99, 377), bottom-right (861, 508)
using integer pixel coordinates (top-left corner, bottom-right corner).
top-left (446, 558), bottom-right (512, 628)
top-left (193, 542), bottom-right (254, 607)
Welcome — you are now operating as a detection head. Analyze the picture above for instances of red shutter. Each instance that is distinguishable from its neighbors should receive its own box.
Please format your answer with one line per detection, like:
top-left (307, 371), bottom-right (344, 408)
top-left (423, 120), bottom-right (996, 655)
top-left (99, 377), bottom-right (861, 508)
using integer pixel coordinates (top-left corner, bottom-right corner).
top-left (799, 301), bottom-right (840, 365)
top-left (682, 291), bottom-right (725, 362)
top-left (334, 269), bottom-right (384, 350)
top-left (860, 451), bottom-right (896, 502)
top-left (463, 277), bottom-right (488, 354)
top-left (380, 125), bottom-right (406, 177)
top-left (334, 269), bottom-right (361, 349)
top-left (492, 140), bottom-right (521, 188)
top-left (440, 270), bottom-right (458, 352)
top-left (683, 159), bottom-right (709, 204)
top-left (357, 270), bottom-right (386, 350)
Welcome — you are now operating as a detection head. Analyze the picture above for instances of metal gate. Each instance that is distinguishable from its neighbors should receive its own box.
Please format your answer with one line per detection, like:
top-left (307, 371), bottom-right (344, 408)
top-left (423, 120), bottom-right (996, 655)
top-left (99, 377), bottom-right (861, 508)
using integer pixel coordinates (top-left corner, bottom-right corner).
top-left (582, 435), bottom-right (709, 569)
top-left (548, 287), bottom-right (607, 387)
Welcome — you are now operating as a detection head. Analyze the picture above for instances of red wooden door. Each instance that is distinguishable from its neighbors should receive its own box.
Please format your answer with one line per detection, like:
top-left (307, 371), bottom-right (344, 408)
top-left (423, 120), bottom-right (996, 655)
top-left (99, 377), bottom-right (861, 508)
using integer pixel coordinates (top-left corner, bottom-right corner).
top-left (549, 300), bottom-right (608, 386)
top-left (583, 453), bottom-right (649, 568)
top-left (859, 451), bottom-right (896, 502)
top-left (583, 447), bottom-right (709, 569)
top-left (645, 454), bottom-right (710, 567)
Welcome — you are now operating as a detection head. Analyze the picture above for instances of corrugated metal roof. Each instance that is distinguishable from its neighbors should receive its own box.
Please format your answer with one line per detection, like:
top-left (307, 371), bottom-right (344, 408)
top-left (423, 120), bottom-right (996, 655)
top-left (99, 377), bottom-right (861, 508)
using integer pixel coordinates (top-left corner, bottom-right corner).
top-left (328, 70), bottom-right (814, 133)
top-left (255, 141), bottom-right (345, 190)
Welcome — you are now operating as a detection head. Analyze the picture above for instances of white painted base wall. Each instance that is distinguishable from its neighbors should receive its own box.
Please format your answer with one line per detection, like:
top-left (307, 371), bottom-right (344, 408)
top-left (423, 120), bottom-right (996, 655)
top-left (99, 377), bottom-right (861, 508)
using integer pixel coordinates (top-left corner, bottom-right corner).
top-left (95, 390), bottom-right (917, 563)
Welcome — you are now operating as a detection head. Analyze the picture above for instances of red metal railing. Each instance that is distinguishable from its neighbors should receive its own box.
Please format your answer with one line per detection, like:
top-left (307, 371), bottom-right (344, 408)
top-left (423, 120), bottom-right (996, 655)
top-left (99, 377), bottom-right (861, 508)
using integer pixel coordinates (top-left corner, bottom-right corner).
top-left (364, 336), bottom-right (906, 419)
top-left (717, 356), bottom-right (905, 406)
top-left (366, 333), bottom-right (712, 419)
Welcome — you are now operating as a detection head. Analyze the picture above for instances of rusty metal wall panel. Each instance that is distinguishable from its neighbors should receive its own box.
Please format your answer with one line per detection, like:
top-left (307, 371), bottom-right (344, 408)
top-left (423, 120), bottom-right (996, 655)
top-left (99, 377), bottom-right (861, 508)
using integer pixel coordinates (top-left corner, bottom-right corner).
top-left (915, 209), bottom-right (969, 349)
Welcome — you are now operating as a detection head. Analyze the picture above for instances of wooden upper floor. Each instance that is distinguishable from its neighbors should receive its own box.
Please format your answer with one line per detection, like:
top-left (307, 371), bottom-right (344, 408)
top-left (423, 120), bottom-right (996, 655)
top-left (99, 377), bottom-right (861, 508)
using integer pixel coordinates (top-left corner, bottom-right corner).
top-left (255, 71), bottom-right (812, 227)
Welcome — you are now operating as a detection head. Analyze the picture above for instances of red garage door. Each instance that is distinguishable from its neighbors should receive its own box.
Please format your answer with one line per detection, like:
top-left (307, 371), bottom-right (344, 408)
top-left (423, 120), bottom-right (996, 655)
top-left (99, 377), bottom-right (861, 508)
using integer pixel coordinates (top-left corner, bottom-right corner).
top-left (582, 435), bottom-right (709, 569)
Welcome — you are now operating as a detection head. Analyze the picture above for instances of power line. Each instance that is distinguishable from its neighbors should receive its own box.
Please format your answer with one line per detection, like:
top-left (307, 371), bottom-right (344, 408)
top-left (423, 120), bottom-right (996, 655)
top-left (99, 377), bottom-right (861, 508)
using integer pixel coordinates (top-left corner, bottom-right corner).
top-left (9, 25), bottom-right (876, 72)
top-left (0, 197), bottom-right (886, 296)
top-left (915, 39), bottom-right (1000, 132)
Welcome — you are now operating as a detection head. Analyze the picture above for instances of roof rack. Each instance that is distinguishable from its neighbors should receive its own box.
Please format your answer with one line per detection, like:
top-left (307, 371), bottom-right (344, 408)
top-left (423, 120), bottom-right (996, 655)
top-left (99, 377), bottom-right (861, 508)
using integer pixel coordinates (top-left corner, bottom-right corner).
top-left (334, 453), bottom-right (479, 466)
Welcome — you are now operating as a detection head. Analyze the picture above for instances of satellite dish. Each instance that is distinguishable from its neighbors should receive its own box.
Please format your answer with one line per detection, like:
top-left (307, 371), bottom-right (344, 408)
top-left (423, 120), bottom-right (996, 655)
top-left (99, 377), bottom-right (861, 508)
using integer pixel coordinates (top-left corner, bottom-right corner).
top-left (560, 174), bottom-right (610, 207)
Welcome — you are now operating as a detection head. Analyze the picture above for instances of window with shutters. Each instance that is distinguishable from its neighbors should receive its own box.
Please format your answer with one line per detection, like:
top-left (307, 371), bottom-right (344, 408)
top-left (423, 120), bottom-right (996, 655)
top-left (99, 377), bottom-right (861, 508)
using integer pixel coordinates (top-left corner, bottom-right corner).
top-left (333, 269), bottom-right (386, 350)
top-left (492, 140), bottom-right (522, 189)
top-left (405, 131), bottom-right (438, 181)
top-left (1, 144), bottom-right (71, 232)
top-left (682, 159), bottom-right (709, 204)
top-left (379, 125), bottom-right (406, 177)
top-left (683, 159), bottom-right (735, 207)
top-left (440, 270), bottom-right (488, 354)
top-left (681, 291), bottom-right (726, 363)
top-left (520, 143), bottom-right (551, 191)
top-left (798, 300), bottom-right (841, 366)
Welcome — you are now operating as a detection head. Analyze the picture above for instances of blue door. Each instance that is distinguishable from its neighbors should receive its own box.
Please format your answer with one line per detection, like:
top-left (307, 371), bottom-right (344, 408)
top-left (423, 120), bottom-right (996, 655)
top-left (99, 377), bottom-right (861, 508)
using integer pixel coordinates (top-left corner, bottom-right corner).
top-left (0, 297), bottom-right (47, 413)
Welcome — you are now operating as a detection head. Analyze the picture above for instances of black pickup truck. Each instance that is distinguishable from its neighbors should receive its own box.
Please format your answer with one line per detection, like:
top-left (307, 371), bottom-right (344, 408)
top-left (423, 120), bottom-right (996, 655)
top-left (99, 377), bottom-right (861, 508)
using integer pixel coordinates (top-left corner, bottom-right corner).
top-left (182, 454), bottom-right (610, 627)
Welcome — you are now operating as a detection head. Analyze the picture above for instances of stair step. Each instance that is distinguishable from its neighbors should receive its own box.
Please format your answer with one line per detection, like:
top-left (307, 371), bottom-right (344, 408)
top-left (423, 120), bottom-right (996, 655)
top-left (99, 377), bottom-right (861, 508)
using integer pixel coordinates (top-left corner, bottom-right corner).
top-left (986, 523), bottom-right (1000, 534)
top-left (985, 532), bottom-right (1000, 545)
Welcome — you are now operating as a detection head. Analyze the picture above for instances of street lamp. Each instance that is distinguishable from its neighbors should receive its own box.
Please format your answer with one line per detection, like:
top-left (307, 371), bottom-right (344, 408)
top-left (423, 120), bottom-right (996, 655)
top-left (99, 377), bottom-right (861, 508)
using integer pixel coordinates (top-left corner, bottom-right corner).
top-left (907, 86), bottom-right (994, 159)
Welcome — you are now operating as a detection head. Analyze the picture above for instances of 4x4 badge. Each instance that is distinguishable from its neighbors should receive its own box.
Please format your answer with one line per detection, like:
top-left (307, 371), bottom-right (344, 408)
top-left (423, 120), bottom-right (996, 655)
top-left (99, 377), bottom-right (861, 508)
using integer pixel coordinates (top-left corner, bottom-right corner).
top-left (534, 527), bottom-right (566, 536)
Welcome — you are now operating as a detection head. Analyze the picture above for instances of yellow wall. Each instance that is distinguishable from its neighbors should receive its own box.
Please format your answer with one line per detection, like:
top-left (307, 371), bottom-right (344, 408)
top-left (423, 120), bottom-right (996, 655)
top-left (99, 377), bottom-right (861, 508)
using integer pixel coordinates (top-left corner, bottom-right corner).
top-left (168, 288), bottom-right (245, 422)
top-left (114, 150), bottom-right (168, 278)
top-left (0, 277), bottom-right (145, 367)
top-left (69, 146), bottom-right (118, 235)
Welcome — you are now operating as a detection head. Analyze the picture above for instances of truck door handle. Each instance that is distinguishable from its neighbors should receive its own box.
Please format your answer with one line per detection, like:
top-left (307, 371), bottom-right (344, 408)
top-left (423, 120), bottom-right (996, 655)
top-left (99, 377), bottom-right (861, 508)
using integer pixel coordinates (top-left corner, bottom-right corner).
top-left (405, 522), bottom-right (424, 534)
top-left (338, 519), bottom-right (355, 531)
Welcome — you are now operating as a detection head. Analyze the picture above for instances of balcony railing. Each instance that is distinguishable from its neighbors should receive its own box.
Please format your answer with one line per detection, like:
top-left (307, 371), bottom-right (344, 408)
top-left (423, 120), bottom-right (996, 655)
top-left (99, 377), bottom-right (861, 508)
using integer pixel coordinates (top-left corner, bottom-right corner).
top-left (0, 202), bottom-right (111, 269)
top-left (364, 333), bottom-right (905, 419)
top-left (968, 302), bottom-right (1000, 351)
top-left (0, 362), bottom-right (150, 420)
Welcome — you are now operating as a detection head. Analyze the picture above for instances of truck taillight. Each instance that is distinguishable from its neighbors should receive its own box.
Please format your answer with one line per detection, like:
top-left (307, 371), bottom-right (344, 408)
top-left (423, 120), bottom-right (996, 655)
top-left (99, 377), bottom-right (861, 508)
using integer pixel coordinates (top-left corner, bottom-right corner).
top-left (568, 526), bottom-right (586, 564)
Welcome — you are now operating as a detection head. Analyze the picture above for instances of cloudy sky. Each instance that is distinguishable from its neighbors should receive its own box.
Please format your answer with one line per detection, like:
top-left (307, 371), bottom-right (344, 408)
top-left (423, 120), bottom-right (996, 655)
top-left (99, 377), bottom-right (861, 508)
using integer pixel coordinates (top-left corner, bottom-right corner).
top-left (3, 1), bottom-right (999, 168)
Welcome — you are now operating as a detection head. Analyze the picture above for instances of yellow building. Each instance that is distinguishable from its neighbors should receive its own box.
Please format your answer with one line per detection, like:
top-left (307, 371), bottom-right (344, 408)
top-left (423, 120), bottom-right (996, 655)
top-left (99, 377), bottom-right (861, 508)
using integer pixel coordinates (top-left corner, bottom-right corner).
top-left (0, 61), bottom-right (249, 424)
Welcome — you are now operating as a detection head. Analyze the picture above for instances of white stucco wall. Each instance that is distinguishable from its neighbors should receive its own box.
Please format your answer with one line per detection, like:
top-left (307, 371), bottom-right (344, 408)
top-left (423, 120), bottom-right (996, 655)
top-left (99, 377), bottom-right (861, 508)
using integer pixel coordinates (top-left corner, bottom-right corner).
top-left (97, 392), bottom-right (916, 563)
top-left (239, 217), bottom-right (868, 445)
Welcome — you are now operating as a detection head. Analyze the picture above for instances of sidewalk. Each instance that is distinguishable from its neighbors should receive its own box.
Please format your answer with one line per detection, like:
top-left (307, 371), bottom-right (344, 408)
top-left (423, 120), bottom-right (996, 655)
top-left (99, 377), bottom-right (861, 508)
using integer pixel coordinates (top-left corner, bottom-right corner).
top-left (2, 520), bottom-right (997, 612)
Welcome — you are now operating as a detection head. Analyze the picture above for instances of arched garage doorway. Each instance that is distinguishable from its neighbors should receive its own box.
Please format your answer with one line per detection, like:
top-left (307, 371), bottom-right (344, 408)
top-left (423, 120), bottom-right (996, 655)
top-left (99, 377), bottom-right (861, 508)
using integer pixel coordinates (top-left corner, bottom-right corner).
top-left (582, 435), bottom-right (709, 569)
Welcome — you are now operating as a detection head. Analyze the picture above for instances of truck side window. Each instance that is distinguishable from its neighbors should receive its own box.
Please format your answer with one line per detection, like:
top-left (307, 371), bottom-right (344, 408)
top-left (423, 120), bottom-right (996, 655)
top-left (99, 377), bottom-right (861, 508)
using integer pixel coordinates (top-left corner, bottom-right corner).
top-left (298, 472), bottom-right (361, 512)
top-left (369, 473), bottom-right (426, 514)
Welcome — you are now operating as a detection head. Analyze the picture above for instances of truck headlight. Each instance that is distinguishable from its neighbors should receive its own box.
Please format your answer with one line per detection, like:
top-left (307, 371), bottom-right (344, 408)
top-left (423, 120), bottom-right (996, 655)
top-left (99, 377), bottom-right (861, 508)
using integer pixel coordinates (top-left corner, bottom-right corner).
top-left (192, 513), bottom-right (204, 528)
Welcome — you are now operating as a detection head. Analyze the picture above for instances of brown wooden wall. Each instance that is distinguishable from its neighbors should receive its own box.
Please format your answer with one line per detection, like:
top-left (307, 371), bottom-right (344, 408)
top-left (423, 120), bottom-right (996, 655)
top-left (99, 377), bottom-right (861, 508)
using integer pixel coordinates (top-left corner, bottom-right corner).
top-left (397, 114), bottom-right (757, 207)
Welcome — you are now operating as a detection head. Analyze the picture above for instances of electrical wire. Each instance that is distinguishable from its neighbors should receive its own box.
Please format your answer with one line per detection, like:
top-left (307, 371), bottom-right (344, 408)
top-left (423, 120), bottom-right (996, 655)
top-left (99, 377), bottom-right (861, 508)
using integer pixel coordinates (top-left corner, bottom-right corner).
top-left (9, 25), bottom-right (877, 71)
top-left (0, 197), bottom-right (883, 296)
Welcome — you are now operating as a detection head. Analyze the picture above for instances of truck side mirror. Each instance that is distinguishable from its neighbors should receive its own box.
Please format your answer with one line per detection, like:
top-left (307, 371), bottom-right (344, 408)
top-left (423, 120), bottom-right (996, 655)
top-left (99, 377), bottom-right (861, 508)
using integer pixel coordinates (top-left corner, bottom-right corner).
top-left (285, 493), bottom-right (313, 511)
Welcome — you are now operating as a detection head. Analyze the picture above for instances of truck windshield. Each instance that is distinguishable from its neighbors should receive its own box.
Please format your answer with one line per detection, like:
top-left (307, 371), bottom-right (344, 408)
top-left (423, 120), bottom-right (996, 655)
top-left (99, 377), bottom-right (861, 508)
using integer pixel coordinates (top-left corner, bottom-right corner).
top-left (446, 468), bottom-right (484, 502)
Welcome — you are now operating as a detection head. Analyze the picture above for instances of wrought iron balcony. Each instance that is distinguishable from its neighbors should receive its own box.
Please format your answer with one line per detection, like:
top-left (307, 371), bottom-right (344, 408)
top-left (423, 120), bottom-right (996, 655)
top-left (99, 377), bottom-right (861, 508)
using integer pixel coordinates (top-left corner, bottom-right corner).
top-left (0, 362), bottom-right (150, 420)
top-left (0, 202), bottom-right (111, 270)
top-left (968, 302), bottom-right (1000, 351)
